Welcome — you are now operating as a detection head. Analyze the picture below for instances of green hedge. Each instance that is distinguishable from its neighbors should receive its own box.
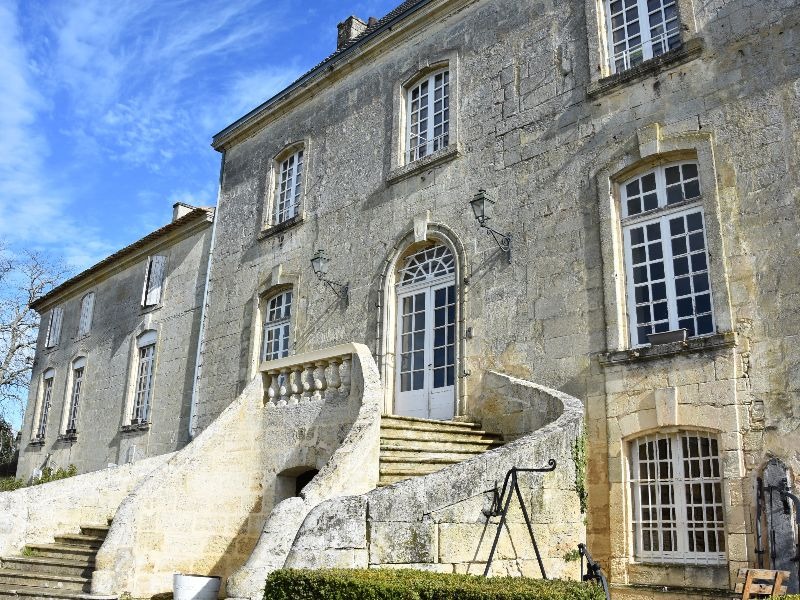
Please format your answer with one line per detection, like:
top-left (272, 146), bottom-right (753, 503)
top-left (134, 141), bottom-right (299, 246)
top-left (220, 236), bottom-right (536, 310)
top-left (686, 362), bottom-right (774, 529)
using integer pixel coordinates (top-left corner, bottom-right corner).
top-left (264, 569), bottom-right (604, 600)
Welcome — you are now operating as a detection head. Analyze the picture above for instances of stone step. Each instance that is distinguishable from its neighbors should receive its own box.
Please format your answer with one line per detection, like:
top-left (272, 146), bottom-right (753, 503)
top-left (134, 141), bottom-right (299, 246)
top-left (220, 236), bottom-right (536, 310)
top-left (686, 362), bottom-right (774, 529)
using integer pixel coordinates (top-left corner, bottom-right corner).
top-left (380, 415), bottom-right (484, 433)
top-left (380, 454), bottom-right (478, 465)
top-left (0, 558), bottom-right (94, 579)
top-left (0, 583), bottom-right (114, 600)
top-left (380, 428), bottom-right (501, 444)
top-left (52, 536), bottom-right (104, 550)
top-left (380, 438), bottom-right (503, 453)
top-left (77, 526), bottom-right (109, 539)
top-left (379, 462), bottom-right (455, 477)
top-left (380, 447), bottom-right (495, 462)
top-left (20, 546), bottom-right (96, 562)
top-left (0, 569), bottom-right (90, 593)
top-left (0, 558), bottom-right (94, 580)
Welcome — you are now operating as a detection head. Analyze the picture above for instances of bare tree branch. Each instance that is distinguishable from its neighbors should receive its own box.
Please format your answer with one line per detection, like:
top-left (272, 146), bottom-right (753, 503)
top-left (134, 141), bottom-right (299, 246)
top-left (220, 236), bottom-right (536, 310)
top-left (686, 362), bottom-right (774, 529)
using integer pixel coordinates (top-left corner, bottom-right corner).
top-left (0, 243), bottom-right (68, 426)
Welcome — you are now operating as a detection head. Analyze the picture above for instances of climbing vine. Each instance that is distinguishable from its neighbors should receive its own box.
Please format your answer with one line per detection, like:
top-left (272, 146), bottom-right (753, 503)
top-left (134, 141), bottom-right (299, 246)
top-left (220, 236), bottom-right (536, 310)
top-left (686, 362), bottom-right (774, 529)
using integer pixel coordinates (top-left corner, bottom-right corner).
top-left (573, 429), bottom-right (587, 514)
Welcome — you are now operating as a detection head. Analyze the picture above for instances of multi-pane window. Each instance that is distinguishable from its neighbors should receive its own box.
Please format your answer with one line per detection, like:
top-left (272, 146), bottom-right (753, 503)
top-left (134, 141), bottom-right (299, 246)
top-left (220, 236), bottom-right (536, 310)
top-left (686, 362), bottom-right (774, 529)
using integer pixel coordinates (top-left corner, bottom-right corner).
top-left (133, 340), bottom-right (156, 423)
top-left (45, 306), bottom-right (63, 347)
top-left (36, 370), bottom-right (55, 439)
top-left (142, 255), bottom-right (166, 307)
top-left (261, 290), bottom-right (292, 362)
top-left (406, 70), bottom-right (449, 163)
top-left (272, 150), bottom-right (304, 225)
top-left (605, 0), bottom-right (681, 73)
top-left (66, 360), bottom-right (85, 433)
top-left (77, 292), bottom-right (95, 337)
top-left (630, 432), bottom-right (726, 563)
top-left (621, 162), bottom-right (713, 346)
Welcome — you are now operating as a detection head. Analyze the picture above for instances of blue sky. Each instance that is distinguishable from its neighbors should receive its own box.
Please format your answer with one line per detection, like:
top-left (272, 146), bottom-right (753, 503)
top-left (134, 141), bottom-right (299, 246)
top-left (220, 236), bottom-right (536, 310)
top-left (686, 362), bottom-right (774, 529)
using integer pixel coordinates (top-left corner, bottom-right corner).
top-left (0, 0), bottom-right (401, 271)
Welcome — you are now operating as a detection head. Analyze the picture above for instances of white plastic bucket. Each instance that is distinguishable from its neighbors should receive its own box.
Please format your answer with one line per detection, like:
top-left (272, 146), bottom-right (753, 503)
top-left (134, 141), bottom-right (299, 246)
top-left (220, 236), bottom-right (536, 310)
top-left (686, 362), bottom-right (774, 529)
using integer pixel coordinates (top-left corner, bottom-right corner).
top-left (173, 574), bottom-right (221, 600)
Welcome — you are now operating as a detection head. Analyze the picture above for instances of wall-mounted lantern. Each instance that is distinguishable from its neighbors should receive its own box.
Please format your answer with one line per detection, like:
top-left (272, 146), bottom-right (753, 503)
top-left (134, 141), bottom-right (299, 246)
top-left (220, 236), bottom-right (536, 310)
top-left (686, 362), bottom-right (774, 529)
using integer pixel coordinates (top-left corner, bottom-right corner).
top-left (310, 249), bottom-right (349, 305)
top-left (470, 189), bottom-right (511, 263)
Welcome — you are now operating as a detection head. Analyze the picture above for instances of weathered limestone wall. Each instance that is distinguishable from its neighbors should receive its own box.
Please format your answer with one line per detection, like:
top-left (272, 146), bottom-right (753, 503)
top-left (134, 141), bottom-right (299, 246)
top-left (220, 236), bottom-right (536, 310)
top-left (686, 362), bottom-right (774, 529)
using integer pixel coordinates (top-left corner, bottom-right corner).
top-left (94, 344), bottom-right (381, 599)
top-left (198, 0), bottom-right (800, 594)
top-left (278, 373), bottom-right (583, 583)
top-left (0, 454), bottom-right (171, 556)
top-left (19, 215), bottom-right (213, 479)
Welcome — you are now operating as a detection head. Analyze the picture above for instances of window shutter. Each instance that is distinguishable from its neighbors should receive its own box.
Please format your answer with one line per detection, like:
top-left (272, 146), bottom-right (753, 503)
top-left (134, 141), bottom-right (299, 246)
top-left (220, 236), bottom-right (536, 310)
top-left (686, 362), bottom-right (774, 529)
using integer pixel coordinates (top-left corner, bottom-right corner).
top-left (143, 256), bottom-right (166, 306)
top-left (78, 293), bottom-right (95, 336)
top-left (47, 306), bottom-right (63, 347)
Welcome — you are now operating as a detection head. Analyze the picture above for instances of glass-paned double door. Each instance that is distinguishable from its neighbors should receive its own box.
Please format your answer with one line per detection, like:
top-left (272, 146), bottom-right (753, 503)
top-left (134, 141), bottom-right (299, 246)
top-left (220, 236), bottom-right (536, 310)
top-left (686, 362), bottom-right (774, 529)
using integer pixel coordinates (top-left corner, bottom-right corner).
top-left (395, 280), bottom-right (456, 420)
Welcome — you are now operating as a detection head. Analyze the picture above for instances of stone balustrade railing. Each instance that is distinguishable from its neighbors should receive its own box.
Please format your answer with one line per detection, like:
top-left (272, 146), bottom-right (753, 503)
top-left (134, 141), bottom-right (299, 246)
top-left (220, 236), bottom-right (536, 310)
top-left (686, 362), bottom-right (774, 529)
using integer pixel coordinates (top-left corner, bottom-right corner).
top-left (260, 343), bottom-right (356, 405)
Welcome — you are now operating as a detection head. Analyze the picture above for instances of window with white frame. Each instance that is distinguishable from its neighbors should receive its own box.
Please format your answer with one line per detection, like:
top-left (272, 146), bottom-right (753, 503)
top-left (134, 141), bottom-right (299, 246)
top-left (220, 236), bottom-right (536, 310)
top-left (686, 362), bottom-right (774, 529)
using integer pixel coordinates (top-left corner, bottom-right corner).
top-left (66, 357), bottom-right (85, 433)
top-left (621, 162), bottom-right (714, 347)
top-left (77, 292), bottom-right (95, 337)
top-left (45, 306), bottom-right (63, 347)
top-left (261, 290), bottom-right (292, 362)
top-left (605, 0), bottom-right (682, 74)
top-left (272, 150), bottom-right (304, 225)
top-left (142, 255), bottom-right (166, 307)
top-left (132, 331), bottom-right (157, 424)
top-left (630, 431), bottom-right (726, 563)
top-left (35, 369), bottom-right (55, 439)
top-left (406, 69), bottom-right (450, 163)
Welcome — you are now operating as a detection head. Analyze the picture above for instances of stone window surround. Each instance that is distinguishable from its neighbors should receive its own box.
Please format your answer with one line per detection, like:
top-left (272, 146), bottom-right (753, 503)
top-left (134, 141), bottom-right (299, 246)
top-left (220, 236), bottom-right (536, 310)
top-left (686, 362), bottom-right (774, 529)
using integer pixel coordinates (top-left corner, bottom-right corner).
top-left (388, 53), bottom-right (461, 183)
top-left (30, 367), bottom-right (56, 443)
top-left (583, 0), bottom-right (700, 87)
top-left (595, 123), bottom-right (734, 355)
top-left (375, 222), bottom-right (469, 417)
top-left (246, 265), bottom-right (303, 383)
top-left (58, 354), bottom-right (87, 439)
top-left (121, 326), bottom-right (160, 431)
top-left (261, 140), bottom-right (310, 236)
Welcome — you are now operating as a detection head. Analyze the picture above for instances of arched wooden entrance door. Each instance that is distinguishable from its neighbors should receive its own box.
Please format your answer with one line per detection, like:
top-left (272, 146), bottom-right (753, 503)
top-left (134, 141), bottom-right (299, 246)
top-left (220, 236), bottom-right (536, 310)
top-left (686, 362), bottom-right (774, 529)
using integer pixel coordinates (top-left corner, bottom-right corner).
top-left (394, 243), bottom-right (456, 420)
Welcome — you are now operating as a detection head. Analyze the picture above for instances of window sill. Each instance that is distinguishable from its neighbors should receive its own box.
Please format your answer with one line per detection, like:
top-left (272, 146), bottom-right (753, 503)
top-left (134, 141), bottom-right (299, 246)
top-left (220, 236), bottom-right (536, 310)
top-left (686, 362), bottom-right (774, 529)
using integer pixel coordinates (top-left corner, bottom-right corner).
top-left (587, 37), bottom-right (704, 99)
top-left (29, 437), bottom-right (46, 446)
top-left (121, 422), bottom-right (151, 433)
top-left (387, 145), bottom-right (460, 185)
top-left (599, 331), bottom-right (736, 366)
top-left (57, 432), bottom-right (78, 443)
top-left (258, 215), bottom-right (304, 241)
top-left (140, 304), bottom-right (162, 315)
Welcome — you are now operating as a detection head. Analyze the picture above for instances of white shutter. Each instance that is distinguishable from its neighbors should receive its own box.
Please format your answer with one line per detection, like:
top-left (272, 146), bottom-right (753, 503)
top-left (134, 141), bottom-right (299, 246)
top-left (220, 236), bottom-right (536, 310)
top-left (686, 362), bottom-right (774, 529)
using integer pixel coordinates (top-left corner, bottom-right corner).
top-left (143, 256), bottom-right (166, 306)
top-left (78, 293), bottom-right (95, 336)
top-left (46, 306), bottom-right (63, 347)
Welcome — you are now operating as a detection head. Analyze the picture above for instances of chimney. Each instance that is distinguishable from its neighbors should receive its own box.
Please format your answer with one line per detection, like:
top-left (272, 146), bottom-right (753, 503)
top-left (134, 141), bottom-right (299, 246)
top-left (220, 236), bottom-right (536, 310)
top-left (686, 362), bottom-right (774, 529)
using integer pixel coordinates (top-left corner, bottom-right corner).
top-left (337, 16), bottom-right (368, 49)
top-left (172, 202), bottom-right (196, 222)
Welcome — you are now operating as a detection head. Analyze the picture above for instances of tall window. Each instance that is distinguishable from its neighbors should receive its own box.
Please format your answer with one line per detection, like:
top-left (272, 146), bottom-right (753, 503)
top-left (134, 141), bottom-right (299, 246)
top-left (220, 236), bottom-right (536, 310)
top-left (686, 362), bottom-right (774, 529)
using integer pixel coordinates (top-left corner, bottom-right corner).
top-left (45, 306), bottom-right (63, 347)
top-left (132, 332), bottom-right (157, 423)
top-left (406, 70), bottom-right (449, 163)
top-left (77, 292), bottom-right (95, 337)
top-left (630, 432), bottom-right (726, 563)
top-left (66, 358), bottom-right (85, 434)
top-left (621, 162), bottom-right (714, 346)
top-left (261, 290), bottom-right (292, 362)
top-left (272, 150), bottom-right (303, 225)
top-left (142, 255), bottom-right (166, 307)
top-left (605, 0), bottom-right (681, 73)
top-left (35, 369), bottom-right (55, 439)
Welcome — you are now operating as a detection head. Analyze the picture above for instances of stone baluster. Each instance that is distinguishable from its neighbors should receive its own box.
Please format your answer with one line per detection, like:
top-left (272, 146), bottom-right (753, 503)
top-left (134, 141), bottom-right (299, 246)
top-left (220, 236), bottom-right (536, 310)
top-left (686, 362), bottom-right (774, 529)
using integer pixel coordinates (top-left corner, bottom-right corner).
top-left (340, 356), bottom-right (352, 396)
top-left (302, 363), bottom-right (315, 402)
top-left (278, 368), bottom-right (290, 405)
top-left (313, 360), bottom-right (328, 400)
top-left (327, 357), bottom-right (342, 397)
top-left (266, 370), bottom-right (280, 405)
top-left (289, 366), bottom-right (303, 404)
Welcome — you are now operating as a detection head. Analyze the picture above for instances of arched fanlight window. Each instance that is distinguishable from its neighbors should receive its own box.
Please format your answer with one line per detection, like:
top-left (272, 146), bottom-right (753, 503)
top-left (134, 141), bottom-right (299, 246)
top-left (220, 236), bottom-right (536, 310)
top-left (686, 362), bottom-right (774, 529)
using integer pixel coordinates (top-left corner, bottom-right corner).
top-left (398, 244), bottom-right (455, 286)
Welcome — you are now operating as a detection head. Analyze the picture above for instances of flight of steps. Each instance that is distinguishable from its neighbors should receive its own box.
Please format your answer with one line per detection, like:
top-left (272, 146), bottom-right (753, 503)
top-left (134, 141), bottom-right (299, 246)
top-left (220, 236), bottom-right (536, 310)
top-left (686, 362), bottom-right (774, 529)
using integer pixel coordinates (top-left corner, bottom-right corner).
top-left (0, 523), bottom-right (112, 600)
top-left (379, 415), bottom-right (504, 486)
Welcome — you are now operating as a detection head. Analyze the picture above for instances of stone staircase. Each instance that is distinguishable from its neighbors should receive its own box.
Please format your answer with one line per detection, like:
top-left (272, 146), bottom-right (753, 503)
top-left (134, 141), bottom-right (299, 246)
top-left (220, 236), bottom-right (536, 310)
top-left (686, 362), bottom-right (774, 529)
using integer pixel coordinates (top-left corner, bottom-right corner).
top-left (0, 523), bottom-right (112, 600)
top-left (379, 415), bottom-right (504, 486)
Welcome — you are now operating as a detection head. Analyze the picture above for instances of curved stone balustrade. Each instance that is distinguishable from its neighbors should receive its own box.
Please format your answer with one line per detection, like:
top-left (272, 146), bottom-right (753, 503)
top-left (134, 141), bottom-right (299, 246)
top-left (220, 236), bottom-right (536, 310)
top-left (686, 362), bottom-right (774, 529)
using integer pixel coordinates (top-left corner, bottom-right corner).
top-left (260, 344), bottom-right (355, 405)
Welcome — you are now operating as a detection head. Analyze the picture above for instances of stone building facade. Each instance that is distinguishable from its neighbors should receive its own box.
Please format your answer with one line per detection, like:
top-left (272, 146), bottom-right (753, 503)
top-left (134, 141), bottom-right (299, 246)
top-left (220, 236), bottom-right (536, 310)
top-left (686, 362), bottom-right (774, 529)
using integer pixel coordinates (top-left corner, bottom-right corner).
top-left (17, 205), bottom-right (214, 477)
top-left (6, 0), bottom-right (800, 599)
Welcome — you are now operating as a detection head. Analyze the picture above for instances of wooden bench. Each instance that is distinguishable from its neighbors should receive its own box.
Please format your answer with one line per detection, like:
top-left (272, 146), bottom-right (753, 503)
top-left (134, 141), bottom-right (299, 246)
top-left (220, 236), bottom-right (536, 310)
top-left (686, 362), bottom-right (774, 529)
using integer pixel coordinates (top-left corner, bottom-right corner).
top-left (734, 568), bottom-right (791, 598)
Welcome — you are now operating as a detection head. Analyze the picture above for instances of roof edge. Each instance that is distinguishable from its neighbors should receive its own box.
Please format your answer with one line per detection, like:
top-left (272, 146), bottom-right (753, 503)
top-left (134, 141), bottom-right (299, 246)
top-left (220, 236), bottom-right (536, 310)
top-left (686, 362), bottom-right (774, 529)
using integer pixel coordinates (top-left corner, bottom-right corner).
top-left (30, 207), bottom-right (214, 312)
top-left (210, 0), bottom-right (436, 151)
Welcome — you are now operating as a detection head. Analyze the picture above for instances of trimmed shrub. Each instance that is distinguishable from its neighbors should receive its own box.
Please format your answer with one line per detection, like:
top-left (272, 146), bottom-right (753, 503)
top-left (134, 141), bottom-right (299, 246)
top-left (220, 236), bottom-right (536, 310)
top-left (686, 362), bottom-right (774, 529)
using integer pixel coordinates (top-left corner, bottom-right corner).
top-left (0, 476), bottom-right (25, 492)
top-left (264, 569), bottom-right (605, 600)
